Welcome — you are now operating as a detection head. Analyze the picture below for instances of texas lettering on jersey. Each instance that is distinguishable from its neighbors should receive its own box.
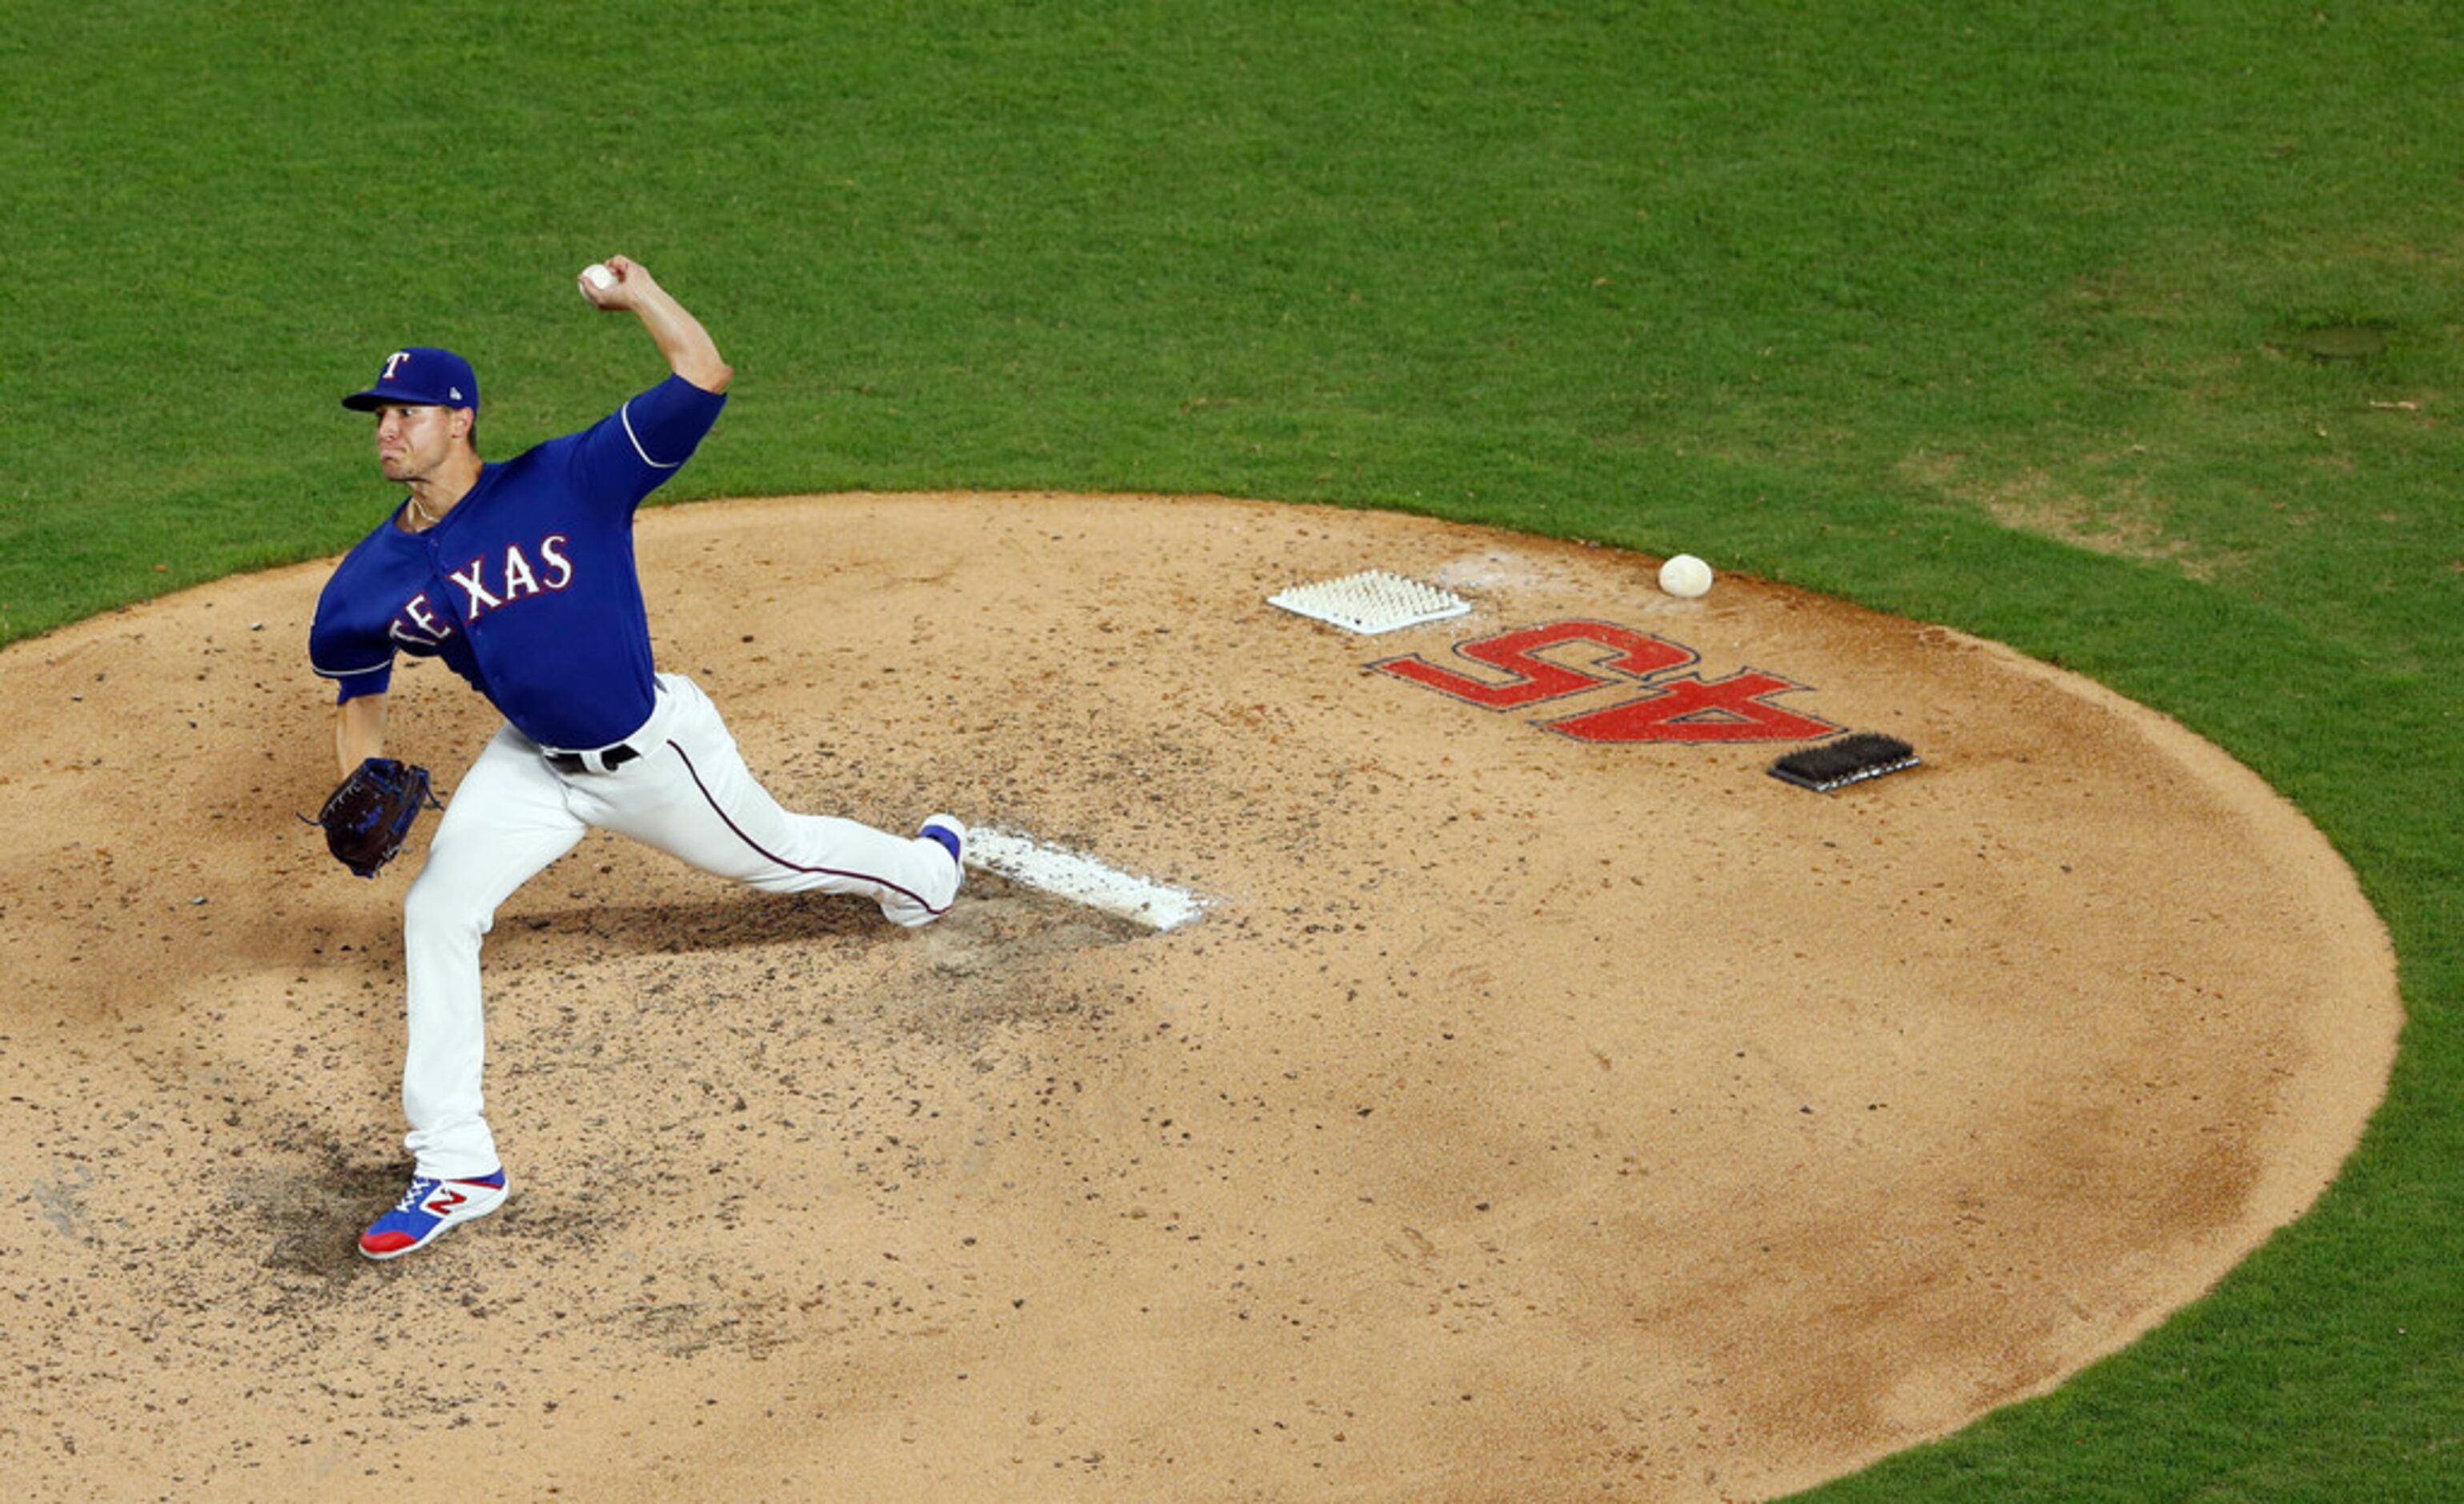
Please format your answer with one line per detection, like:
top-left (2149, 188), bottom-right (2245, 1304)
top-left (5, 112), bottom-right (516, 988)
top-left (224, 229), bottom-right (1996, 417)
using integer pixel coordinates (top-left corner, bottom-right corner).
top-left (388, 536), bottom-right (576, 648)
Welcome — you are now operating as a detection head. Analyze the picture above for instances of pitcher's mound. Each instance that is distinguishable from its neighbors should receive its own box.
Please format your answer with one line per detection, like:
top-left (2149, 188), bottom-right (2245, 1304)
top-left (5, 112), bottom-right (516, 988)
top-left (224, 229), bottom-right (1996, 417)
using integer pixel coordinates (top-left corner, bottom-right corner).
top-left (0, 492), bottom-right (2396, 1501)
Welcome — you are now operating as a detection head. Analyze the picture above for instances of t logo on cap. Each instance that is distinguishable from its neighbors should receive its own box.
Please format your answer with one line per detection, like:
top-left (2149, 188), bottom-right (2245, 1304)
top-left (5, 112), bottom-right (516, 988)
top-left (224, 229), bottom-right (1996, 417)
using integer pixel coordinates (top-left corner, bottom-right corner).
top-left (343, 347), bottom-right (480, 413)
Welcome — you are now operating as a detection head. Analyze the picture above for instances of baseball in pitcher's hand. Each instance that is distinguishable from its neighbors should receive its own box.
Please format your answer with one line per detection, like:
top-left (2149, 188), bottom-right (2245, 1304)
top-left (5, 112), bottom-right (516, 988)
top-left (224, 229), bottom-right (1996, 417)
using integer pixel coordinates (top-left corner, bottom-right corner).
top-left (580, 254), bottom-right (661, 312)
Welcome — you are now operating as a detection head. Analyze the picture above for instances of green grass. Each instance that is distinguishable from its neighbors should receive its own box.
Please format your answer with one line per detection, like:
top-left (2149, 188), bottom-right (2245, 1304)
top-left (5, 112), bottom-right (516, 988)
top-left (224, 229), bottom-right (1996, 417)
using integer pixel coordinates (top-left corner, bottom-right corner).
top-left (6, 2), bottom-right (2462, 1496)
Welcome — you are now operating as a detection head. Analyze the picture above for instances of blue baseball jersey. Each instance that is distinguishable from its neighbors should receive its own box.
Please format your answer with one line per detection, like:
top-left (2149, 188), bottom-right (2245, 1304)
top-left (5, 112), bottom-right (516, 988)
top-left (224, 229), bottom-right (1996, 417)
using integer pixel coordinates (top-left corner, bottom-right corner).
top-left (310, 375), bottom-right (728, 750)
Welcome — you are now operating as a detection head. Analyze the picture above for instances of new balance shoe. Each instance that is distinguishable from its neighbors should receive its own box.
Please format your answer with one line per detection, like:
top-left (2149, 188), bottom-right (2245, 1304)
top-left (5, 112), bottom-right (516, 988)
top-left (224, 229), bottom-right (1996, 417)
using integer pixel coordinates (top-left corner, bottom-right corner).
top-left (358, 1169), bottom-right (508, 1261)
top-left (886, 814), bottom-right (966, 928)
top-left (919, 814), bottom-right (966, 874)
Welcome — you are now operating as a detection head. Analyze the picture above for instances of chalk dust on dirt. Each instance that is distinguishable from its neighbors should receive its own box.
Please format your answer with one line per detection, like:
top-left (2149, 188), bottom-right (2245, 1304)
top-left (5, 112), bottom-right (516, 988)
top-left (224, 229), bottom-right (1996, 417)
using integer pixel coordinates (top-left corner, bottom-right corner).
top-left (0, 493), bottom-right (2397, 1502)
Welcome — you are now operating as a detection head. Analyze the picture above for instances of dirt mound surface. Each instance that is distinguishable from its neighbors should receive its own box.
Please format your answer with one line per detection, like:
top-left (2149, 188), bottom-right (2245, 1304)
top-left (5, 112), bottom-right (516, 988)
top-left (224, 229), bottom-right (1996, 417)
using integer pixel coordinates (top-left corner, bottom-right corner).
top-left (0, 493), bottom-right (2397, 1501)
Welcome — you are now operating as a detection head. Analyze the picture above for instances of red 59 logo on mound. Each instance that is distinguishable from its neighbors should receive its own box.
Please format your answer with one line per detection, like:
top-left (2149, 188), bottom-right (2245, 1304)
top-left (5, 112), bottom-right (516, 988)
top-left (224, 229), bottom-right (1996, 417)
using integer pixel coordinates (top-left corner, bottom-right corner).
top-left (1373, 619), bottom-right (1837, 744)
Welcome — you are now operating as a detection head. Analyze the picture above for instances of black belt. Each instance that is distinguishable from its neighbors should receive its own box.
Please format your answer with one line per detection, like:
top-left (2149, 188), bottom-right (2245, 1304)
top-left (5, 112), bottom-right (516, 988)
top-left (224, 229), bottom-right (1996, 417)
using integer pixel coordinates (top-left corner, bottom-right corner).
top-left (545, 742), bottom-right (641, 774)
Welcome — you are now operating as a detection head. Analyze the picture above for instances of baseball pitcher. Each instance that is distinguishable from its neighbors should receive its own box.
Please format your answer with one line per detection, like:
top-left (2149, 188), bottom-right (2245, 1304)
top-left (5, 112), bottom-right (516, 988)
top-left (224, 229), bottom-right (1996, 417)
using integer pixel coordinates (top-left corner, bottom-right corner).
top-left (307, 256), bottom-right (964, 1260)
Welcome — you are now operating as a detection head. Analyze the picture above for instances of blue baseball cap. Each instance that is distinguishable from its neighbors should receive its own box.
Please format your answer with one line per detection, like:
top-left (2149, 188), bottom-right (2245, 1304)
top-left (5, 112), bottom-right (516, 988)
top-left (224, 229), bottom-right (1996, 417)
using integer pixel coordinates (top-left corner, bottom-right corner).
top-left (340, 347), bottom-right (480, 412)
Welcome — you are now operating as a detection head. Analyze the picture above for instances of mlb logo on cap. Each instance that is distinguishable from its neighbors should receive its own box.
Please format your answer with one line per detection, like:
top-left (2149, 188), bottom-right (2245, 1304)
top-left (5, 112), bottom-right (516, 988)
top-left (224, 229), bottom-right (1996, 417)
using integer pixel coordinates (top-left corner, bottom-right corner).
top-left (342, 347), bottom-right (480, 412)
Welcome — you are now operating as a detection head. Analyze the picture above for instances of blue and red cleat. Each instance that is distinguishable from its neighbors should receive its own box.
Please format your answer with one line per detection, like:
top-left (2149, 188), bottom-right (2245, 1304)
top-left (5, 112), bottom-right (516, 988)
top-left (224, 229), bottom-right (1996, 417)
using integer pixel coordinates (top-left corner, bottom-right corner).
top-left (359, 1169), bottom-right (508, 1261)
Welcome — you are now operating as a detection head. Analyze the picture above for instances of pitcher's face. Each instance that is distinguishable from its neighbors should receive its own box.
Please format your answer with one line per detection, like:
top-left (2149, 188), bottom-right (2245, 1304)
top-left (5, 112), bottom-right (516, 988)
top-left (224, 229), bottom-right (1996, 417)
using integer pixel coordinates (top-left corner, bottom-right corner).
top-left (373, 403), bottom-right (467, 485)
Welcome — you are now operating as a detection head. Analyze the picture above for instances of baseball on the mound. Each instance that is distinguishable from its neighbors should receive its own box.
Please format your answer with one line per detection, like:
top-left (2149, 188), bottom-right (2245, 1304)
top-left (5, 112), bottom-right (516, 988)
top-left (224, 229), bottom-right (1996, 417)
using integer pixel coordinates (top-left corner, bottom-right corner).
top-left (1658, 553), bottom-right (1714, 599)
top-left (578, 263), bottom-right (617, 296)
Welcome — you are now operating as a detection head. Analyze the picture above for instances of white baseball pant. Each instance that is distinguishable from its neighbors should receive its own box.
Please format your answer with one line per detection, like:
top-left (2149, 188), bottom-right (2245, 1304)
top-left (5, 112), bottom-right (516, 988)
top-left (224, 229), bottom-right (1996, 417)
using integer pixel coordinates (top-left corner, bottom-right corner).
top-left (396, 672), bottom-right (959, 1178)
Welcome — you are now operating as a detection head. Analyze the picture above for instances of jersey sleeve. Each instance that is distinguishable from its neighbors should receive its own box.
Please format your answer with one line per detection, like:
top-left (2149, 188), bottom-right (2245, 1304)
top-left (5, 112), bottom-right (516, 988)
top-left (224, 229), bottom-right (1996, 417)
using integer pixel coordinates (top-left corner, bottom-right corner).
top-left (573, 374), bottom-right (730, 509)
top-left (308, 573), bottom-right (397, 703)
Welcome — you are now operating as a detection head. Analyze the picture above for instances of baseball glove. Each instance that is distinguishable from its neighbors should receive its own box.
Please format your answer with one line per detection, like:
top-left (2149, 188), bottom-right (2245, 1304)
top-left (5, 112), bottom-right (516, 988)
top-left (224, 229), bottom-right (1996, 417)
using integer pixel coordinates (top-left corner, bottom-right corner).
top-left (312, 758), bottom-right (442, 878)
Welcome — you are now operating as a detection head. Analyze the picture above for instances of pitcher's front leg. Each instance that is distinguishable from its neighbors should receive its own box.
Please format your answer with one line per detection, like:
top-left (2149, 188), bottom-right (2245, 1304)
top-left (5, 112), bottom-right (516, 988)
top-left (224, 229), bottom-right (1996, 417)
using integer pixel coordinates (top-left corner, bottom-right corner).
top-left (399, 727), bottom-right (588, 1178)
